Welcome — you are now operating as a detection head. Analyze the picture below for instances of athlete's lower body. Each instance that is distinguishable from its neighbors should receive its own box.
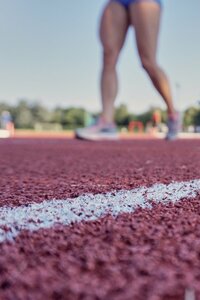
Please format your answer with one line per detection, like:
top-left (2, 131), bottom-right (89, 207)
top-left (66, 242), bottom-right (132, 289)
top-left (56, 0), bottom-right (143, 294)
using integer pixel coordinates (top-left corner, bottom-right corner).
top-left (76, 0), bottom-right (179, 141)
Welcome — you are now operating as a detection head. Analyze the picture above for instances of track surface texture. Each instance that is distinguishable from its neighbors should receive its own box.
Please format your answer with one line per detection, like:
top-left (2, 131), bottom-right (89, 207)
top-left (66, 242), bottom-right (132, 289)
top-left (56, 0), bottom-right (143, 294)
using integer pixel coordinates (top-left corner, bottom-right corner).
top-left (0, 138), bottom-right (200, 300)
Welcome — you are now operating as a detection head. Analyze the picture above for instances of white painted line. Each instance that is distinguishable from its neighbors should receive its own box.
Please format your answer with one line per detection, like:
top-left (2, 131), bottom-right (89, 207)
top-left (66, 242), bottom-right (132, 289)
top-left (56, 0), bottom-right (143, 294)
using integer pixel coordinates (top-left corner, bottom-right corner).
top-left (0, 179), bottom-right (200, 243)
top-left (185, 288), bottom-right (196, 300)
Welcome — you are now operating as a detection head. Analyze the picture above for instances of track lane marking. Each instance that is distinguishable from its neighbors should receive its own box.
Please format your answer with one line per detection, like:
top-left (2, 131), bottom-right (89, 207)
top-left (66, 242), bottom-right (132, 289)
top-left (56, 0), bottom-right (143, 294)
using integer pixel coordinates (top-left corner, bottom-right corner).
top-left (0, 179), bottom-right (200, 243)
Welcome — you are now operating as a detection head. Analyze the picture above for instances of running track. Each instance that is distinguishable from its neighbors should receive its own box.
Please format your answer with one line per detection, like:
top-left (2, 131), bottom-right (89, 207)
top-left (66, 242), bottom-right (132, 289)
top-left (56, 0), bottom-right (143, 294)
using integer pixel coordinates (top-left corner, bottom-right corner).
top-left (0, 138), bottom-right (200, 300)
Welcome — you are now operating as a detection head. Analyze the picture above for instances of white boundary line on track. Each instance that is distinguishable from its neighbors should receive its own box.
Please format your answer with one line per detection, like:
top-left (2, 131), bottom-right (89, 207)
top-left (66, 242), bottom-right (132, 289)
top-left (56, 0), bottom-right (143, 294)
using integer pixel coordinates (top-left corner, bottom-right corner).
top-left (0, 179), bottom-right (200, 243)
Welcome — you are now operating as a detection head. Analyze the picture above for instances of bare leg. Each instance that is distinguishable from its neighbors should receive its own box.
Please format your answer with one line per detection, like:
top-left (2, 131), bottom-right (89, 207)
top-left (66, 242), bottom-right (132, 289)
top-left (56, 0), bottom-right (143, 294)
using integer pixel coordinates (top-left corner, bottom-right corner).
top-left (99, 2), bottom-right (129, 123)
top-left (129, 1), bottom-right (176, 117)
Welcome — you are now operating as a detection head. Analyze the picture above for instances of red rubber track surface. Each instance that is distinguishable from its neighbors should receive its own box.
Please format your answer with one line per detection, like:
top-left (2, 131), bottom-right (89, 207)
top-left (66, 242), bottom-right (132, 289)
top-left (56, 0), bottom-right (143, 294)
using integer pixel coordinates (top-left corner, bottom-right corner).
top-left (0, 139), bottom-right (200, 300)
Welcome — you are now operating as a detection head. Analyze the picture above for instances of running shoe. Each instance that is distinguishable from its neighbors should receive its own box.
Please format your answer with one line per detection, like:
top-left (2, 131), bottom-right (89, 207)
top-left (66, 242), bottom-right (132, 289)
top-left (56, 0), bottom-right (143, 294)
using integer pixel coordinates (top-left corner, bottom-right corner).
top-left (75, 118), bottom-right (119, 141)
top-left (165, 113), bottom-right (181, 141)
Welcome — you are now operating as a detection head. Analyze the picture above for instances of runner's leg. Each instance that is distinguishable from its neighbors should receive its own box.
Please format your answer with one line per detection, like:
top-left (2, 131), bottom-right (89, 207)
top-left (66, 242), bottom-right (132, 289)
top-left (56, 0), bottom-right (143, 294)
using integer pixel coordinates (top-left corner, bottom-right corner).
top-left (100, 1), bottom-right (129, 123)
top-left (129, 1), bottom-right (176, 117)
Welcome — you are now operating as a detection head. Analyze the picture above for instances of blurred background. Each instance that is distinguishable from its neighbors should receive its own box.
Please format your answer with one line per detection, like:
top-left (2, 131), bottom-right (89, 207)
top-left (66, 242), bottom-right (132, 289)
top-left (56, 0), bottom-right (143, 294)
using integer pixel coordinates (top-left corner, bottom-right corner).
top-left (0, 0), bottom-right (200, 134)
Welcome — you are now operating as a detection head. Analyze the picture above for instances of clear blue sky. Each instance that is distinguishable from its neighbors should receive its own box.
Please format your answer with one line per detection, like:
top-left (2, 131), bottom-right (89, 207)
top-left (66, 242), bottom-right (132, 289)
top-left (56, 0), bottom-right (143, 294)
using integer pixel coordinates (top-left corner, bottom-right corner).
top-left (0, 0), bottom-right (199, 113)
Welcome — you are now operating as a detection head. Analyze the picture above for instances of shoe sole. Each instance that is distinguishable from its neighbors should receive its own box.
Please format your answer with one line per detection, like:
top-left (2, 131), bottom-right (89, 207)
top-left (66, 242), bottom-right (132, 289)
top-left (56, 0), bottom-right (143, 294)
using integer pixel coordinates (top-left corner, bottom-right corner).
top-left (75, 132), bottom-right (119, 141)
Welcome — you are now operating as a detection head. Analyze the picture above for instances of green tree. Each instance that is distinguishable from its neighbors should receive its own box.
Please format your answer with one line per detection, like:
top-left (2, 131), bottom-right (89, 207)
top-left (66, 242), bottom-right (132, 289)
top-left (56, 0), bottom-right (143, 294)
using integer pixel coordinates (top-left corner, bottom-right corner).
top-left (52, 107), bottom-right (63, 124)
top-left (0, 102), bottom-right (11, 114)
top-left (183, 106), bottom-right (198, 127)
top-left (13, 100), bottom-right (34, 129)
top-left (61, 107), bottom-right (86, 129)
top-left (136, 109), bottom-right (154, 126)
top-left (31, 102), bottom-right (51, 123)
top-left (194, 110), bottom-right (200, 126)
top-left (114, 104), bottom-right (130, 126)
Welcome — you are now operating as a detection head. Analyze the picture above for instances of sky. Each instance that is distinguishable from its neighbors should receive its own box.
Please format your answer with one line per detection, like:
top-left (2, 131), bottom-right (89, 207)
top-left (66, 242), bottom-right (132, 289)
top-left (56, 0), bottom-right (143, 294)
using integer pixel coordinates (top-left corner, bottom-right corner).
top-left (0, 0), bottom-right (200, 113)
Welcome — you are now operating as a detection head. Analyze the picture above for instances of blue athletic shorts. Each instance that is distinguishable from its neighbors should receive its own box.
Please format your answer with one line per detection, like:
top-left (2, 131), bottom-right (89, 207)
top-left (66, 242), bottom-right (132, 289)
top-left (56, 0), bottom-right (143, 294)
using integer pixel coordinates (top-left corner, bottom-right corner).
top-left (112, 0), bottom-right (162, 9)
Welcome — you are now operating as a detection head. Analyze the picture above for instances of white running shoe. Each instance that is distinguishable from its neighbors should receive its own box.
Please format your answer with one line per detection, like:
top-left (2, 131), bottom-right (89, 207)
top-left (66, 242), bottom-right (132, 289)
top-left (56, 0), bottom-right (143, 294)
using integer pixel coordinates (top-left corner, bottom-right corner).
top-left (165, 113), bottom-right (181, 141)
top-left (75, 118), bottom-right (119, 141)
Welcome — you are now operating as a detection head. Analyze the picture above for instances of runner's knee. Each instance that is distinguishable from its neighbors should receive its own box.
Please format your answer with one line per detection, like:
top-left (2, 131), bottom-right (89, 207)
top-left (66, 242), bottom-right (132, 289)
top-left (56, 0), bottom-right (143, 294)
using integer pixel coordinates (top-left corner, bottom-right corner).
top-left (141, 56), bottom-right (159, 78)
top-left (103, 49), bottom-right (119, 69)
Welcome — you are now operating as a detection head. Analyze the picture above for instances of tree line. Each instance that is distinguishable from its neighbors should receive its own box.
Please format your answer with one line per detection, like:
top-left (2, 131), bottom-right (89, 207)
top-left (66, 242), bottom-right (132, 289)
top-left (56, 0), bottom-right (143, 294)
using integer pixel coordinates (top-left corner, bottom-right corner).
top-left (0, 100), bottom-right (200, 130)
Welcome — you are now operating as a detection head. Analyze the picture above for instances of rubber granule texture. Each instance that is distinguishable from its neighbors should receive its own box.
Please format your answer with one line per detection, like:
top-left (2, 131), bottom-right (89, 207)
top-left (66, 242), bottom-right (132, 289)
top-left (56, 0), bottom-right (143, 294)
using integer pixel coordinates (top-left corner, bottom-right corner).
top-left (0, 139), bottom-right (200, 300)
